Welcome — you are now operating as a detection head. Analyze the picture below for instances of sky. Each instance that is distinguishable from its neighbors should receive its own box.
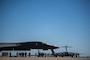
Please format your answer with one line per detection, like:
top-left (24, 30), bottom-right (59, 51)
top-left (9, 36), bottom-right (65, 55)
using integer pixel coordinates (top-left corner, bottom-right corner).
top-left (0, 0), bottom-right (90, 56)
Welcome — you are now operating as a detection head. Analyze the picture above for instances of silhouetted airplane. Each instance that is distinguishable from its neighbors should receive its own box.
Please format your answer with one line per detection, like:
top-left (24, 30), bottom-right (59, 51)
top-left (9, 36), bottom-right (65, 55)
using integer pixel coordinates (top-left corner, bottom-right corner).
top-left (0, 41), bottom-right (58, 56)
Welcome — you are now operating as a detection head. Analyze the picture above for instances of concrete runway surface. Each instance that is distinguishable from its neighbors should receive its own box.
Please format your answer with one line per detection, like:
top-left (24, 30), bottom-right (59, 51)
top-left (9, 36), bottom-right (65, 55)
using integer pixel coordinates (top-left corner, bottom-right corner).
top-left (0, 57), bottom-right (90, 60)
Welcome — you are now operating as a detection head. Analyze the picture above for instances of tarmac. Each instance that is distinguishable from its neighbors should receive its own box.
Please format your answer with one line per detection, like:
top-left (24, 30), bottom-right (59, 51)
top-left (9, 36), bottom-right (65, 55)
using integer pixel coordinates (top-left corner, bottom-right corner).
top-left (0, 57), bottom-right (90, 60)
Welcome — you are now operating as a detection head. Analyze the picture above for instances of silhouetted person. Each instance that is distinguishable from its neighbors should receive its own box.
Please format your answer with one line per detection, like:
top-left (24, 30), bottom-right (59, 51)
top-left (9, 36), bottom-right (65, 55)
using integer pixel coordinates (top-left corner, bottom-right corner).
top-left (29, 52), bottom-right (31, 57)
top-left (9, 52), bottom-right (11, 57)
top-left (25, 52), bottom-right (27, 57)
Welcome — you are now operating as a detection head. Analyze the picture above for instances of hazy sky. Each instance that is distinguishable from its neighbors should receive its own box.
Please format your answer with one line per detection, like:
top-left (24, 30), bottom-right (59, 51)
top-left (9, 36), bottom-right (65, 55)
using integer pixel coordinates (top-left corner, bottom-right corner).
top-left (0, 0), bottom-right (90, 56)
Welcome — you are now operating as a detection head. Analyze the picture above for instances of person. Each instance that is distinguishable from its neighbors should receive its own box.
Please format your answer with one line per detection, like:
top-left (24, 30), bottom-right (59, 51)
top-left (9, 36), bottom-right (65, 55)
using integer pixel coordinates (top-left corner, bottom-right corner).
top-left (9, 52), bottom-right (11, 57)
top-left (25, 52), bottom-right (27, 57)
top-left (29, 52), bottom-right (31, 57)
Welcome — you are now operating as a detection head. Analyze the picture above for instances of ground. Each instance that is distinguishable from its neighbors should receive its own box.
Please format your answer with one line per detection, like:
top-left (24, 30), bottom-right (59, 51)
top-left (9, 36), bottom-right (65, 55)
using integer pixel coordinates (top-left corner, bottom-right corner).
top-left (0, 57), bottom-right (90, 60)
